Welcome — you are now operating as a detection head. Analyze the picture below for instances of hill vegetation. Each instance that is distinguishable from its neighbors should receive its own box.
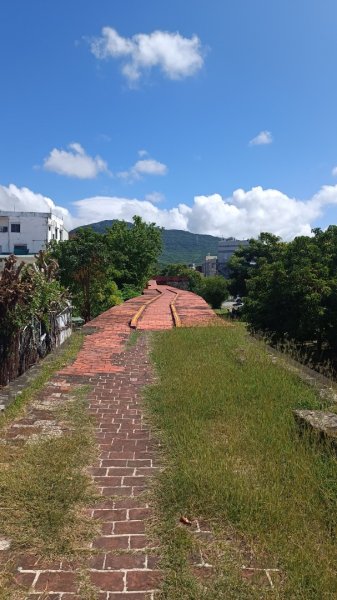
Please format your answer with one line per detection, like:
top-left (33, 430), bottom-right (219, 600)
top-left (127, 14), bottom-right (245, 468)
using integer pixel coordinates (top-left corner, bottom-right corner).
top-left (71, 220), bottom-right (221, 265)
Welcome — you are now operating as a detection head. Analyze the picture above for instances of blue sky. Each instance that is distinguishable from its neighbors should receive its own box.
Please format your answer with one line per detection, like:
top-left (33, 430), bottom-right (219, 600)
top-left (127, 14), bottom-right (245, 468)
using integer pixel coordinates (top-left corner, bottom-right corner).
top-left (1, 0), bottom-right (337, 239)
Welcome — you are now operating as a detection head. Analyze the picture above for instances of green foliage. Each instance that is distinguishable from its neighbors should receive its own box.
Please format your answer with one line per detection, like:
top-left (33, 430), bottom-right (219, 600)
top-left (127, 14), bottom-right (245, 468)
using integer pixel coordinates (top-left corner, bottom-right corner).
top-left (198, 275), bottom-right (228, 308)
top-left (120, 283), bottom-right (142, 300)
top-left (51, 216), bottom-right (162, 321)
top-left (227, 232), bottom-right (283, 297)
top-left (50, 227), bottom-right (112, 322)
top-left (0, 253), bottom-right (68, 336)
top-left (229, 227), bottom-right (337, 352)
top-left (105, 215), bottom-right (162, 290)
top-left (160, 263), bottom-right (203, 292)
top-left (92, 280), bottom-right (123, 315)
top-left (71, 219), bottom-right (220, 266)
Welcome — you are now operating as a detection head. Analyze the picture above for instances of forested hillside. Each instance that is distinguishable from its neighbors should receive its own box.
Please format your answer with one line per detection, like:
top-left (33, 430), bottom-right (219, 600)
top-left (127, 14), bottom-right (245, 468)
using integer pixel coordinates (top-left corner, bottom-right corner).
top-left (71, 220), bottom-right (221, 265)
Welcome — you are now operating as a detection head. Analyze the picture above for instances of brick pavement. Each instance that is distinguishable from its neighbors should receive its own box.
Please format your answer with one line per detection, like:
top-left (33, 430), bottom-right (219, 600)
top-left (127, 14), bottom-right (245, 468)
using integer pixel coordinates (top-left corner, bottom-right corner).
top-left (2, 285), bottom-right (218, 598)
top-left (137, 286), bottom-right (177, 330)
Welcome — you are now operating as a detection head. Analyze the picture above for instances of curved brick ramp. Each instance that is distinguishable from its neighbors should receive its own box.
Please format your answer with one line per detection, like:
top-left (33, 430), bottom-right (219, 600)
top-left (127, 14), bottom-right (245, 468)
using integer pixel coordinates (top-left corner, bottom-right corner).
top-left (13, 286), bottom-right (218, 599)
top-left (136, 281), bottom-right (219, 330)
top-left (137, 286), bottom-right (177, 330)
top-left (174, 289), bottom-right (218, 327)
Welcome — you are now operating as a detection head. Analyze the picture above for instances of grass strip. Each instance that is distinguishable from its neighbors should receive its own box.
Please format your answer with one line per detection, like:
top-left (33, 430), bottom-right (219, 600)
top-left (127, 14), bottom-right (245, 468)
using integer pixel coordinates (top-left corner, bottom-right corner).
top-left (146, 324), bottom-right (337, 599)
top-left (0, 332), bottom-right (84, 428)
top-left (0, 384), bottom-right (97, 558)
top-left (126, 329), bottom-right (141, 348)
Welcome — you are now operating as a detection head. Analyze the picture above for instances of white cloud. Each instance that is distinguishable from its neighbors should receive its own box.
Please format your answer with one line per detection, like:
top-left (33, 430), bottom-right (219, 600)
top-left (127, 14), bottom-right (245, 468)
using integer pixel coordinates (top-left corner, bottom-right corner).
top-left (2, 182), bottom-right (337, 241)
top-left (71, 184), bottom-right (337, 239)
top-left (144, 192), bottom-right (165, 204)
top-left (332, 166), bottom-right (337, 177)
top-left (0, 184), bottom-right (73, 230)
top-left (249, 130), bottom-right (273, 146)
top-left (43, 142), bottom-right (110, 179)
top-left (90, 27), bottom-right (204, 84)
top-left (73, 196), bottom-right (187, 230)
top-left (118, 158), bottom-right (168, 182)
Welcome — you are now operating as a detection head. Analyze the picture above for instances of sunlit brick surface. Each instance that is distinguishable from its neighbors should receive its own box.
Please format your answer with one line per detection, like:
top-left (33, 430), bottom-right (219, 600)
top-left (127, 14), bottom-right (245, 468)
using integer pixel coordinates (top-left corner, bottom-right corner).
top-left (10, 284), bottom-right (217, 598)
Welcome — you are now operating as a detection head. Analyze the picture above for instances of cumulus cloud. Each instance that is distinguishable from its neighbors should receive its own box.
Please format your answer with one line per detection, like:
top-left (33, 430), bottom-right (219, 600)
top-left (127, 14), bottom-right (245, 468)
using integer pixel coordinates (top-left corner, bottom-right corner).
top-left (67, 185), bottom-right (337, 239)
top-left (332, 166), bottom-right (337, 177)
top-left (73, 196), bottom-right (187, 230)
top-left (2, 182), bottom-right (337, 241)
top-left (0, 184), bottom-right (73, 230)
top-left (249, 130), bottom-right (273, 146)
top-left (118, 157), bottom-right (168, 182)
top-left (90, 27), bottom-right (204, 83)
top-left (43, 142), bottom-right (110, 179)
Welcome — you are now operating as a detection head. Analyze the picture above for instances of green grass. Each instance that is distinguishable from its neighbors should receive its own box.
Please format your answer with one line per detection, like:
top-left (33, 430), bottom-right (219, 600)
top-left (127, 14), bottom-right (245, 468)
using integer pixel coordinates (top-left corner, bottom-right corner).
top-left (0, 332), bottom-right (84, 429)
top-left (0, 384), bottom-right (97, 559)
top-left (146, 324), bottom-right (337, 599)
top-left (126, 329), bottom-right (141, 348)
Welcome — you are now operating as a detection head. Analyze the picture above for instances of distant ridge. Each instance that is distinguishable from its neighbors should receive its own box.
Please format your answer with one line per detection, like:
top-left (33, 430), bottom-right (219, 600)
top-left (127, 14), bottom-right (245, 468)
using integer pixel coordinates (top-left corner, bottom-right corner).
top-left (70, 220), bottom-right (221, 265)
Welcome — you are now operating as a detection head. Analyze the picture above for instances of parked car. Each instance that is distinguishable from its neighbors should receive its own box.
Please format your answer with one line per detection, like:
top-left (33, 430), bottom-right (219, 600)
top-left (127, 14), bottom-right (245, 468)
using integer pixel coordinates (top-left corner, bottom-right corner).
top-left (233, 297), bottom-right (243, 307)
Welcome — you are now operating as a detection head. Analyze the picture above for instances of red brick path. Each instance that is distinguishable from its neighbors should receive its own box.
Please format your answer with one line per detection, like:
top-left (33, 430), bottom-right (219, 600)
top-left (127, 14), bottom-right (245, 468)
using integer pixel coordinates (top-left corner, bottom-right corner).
top-left (8, 284), bottom-right (217, 598)
top-left (137, 286), bottom-right (177, 330)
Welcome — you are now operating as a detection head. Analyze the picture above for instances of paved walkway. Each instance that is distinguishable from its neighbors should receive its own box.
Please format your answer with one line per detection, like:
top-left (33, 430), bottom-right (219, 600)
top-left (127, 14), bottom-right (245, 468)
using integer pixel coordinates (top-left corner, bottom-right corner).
top-left (137, 286), bottom-right (177, 330)
top-left (4, 284), bottom-right (217, 599)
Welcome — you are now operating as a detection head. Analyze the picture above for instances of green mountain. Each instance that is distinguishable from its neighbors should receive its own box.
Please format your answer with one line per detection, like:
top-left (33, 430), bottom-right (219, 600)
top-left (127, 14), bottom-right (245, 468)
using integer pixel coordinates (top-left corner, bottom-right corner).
top-left (70, 220), bottom-right (221, 266)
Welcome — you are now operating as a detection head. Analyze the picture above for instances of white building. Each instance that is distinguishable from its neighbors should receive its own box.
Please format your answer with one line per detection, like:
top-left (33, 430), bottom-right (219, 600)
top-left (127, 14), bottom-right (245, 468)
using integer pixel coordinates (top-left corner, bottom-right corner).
top-left (217, 238), bottom-right (249, 277)
top-left (203, 254), bottom-right (217, 277)
top-left (0, 211), bottom-right (68, 256)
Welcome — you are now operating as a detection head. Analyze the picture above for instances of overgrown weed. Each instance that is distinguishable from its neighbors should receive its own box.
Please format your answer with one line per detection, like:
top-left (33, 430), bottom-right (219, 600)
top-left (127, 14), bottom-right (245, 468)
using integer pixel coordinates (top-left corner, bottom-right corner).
top-left (146, 324), bottom-right (337, 598)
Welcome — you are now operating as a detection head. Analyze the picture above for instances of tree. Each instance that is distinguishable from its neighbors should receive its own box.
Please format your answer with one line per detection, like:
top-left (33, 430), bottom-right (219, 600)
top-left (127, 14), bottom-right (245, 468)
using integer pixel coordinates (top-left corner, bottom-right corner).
top-left (199, 276), bottom-right (228, 309)
top-left (50, 216), bottom-right (162, 321)
top-left (49, 227), bottom-right (116, 322)
top-left (106, 216), bottom-right (162, 292)
top-left (240, 229), bottom-right (337, 354)
top-left (227, 232), bottom-right (284, 297)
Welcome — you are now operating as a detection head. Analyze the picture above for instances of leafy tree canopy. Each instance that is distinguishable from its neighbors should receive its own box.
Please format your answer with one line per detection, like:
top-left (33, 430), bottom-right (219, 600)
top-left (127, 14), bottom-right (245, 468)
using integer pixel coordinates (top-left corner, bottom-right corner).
top-left (50, 216), bottom-right (162, 321)
top-left (229, 226), bottom-right (337, 352)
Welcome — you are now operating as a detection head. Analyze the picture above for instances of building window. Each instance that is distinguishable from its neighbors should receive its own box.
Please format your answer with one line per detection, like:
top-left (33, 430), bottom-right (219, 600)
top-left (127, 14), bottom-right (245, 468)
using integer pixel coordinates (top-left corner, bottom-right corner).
top-left (60, 229), bottom-right (63, 241)
top-left (0, 226), bottom-right (8, 233)
top-left (11, 223), bottom-right (21, 233)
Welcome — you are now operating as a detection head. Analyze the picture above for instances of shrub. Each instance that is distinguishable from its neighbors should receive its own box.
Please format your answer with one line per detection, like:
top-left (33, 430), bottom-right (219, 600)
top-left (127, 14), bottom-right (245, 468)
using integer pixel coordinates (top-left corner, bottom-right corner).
top-left (199, 276), bottom-right (228, 308)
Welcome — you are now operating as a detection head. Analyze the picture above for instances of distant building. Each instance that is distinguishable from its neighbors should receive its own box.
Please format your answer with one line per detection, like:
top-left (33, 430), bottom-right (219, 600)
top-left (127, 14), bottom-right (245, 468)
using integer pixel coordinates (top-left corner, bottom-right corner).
top-left (0, 210), bottom-right (68, 271)
top-left (217, 238), bottom-right (249, 278)
top-left (203, 254), bottom-right (217, 277)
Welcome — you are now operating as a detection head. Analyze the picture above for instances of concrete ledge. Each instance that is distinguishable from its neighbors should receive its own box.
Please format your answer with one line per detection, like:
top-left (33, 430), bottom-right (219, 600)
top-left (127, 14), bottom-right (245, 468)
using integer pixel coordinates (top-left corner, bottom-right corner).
top-left (293, 409), bottom-right (337, 444)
